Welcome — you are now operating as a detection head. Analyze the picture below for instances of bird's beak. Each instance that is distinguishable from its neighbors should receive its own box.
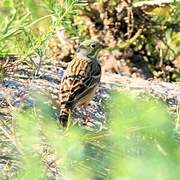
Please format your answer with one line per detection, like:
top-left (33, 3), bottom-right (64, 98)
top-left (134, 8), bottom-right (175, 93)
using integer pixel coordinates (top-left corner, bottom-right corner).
top-left (76, 47), bottom-right (80, 53)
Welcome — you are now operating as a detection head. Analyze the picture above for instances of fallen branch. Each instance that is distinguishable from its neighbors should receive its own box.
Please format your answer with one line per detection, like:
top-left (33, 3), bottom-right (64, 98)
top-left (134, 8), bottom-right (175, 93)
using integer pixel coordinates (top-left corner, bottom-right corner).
top-left (101, 73), bottom-right (180, 111)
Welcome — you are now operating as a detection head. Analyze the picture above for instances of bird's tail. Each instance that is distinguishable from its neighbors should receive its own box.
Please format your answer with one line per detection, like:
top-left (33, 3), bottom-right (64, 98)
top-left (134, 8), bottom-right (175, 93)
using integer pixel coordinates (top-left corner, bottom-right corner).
top-left (58, 108), bottom-right (70, 127)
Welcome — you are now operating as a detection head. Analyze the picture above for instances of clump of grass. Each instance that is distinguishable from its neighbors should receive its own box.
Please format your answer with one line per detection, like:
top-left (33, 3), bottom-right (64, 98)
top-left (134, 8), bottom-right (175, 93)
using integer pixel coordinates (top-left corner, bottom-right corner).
top-left (8, 91), bottom-right (180, 179)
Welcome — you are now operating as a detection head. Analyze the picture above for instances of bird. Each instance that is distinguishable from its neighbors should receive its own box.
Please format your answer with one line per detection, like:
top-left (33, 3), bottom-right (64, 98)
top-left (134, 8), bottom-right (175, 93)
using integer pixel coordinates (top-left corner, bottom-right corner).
top-left (58, 39), bottom-right (103, 127)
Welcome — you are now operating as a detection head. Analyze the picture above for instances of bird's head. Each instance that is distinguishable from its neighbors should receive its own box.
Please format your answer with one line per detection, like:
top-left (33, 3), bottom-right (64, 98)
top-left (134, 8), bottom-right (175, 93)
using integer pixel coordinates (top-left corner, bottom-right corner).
top-left (76, 39), bottom-right (103, 59)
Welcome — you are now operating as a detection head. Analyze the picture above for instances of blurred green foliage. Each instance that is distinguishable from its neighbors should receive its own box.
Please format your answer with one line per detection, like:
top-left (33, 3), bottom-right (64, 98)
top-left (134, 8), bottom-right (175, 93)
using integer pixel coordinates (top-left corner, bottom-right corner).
top-left (108, 92), bottom-right (180, 180)
top-left (11, 91), bottom-right (180, 179)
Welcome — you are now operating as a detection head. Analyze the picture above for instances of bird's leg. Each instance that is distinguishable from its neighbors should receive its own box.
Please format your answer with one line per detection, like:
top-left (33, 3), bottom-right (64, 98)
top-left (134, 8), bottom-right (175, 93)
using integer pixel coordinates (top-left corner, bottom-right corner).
top-left (79, 107), bottom-right (103, 132)
top-left (79, 106), bottom-right (103, 131)
top-left (80, 106), bottom-right (98, 128)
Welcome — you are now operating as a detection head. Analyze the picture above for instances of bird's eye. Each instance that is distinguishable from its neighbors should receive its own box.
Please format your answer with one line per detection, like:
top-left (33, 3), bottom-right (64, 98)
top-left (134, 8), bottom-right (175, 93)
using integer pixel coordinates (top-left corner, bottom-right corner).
top-left (90, 43), bottom-right (96, 48)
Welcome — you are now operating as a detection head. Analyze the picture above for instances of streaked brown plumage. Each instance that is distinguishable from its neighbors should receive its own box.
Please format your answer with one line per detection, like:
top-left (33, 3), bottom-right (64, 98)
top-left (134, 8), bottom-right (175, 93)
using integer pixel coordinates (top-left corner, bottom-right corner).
top-left (58, 40), bottom-right (102, 127)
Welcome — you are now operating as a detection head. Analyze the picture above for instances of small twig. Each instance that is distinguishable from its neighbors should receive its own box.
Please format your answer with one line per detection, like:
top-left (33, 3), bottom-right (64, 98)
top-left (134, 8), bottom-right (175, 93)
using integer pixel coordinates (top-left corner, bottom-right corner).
top-left (126, 2), bottom-right (134, 39)
top-left (159, 48), bottom-right (163, 67)
top-left (34, 50), bottom-right (43, 77)
top-left (175, 103), bottom-right (180, 131)
top-left (113, 25), bottom-right (144, 50)
top-left (27, 14), bottom-right (52, 28)
top-left (133, 0), bottom-right (180, 8)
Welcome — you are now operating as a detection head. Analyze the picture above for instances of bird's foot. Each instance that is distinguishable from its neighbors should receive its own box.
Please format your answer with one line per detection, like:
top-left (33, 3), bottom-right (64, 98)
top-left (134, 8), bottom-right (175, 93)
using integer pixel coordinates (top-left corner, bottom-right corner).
top-left (79, 118), bottom-right (103, 132)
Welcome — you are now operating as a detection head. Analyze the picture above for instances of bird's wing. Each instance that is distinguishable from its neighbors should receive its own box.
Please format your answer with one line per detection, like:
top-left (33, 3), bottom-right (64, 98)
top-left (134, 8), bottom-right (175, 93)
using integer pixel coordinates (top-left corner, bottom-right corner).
top-left (59, 55), bottom-right (101, 109)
